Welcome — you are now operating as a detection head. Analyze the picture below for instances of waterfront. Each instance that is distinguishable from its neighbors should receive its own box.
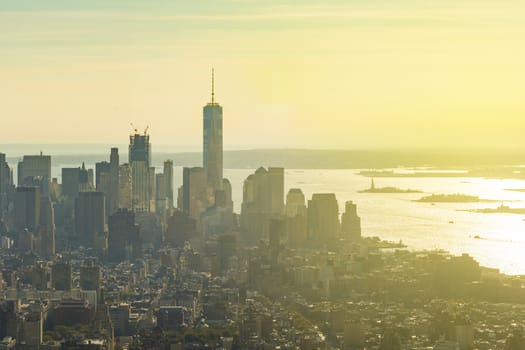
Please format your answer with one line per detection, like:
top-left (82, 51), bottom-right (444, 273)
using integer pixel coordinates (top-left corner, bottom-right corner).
top-left (49, 164), bottom-right (525, 274)
top-left (228, 168), bottom-right (525, 275)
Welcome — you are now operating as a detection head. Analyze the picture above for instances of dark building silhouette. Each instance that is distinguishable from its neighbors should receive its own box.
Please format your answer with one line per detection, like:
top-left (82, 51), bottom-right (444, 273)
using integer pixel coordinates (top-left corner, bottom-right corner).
top-left (341, 200), bottom-right (361, 241)
top-left (53, 299), bottom-right (94, 327)
top-left (80, 259), bottom-right (102, 299)
top-left (165, 210), bottom-right (197, 246)
top-left (164, 159), bottom-right (174, 209)
top-left (61, 167), bottom-right (81, 198)
top-left (51, 260), bottom-right (72, 291)
top-left (0, 300), bottom-right (19, 340)
top-left (95, 161), bottom-right (110, 191)
top-left (75, 192), bottom-right (106, 249)
top-left (108, 209), bottom-right (141, 262)
top-left (14, 186), bottom-right (40, 233)
top-left (0, 153), bottom-right (13, 218)
top-left (109, 147), bottom-right (120, 215)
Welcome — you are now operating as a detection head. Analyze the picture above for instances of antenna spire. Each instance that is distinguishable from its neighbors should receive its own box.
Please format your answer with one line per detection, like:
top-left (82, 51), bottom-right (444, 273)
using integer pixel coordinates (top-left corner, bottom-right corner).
top-left (211, 68), bottom-right (215, 104)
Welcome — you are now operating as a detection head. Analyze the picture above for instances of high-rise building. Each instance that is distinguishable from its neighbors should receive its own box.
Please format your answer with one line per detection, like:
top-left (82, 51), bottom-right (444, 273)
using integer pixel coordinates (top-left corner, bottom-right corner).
top-left (163, 160), bottom-right (174, 209)
top-left (240, 167), bottom-right (285, 242)
top-left (109, 147), bottom-right (120, 215)
top-left (203, 69), bottom-right (223, 191)
top-left (268, 167), bottom-right (285, 215)
top-left (108, 209), bottom-right (141, 262)
top-left (307, 193), bottom-right (340, 244)
top-left (0, 153), bottom-right (13, 217)
top-left (286, 188), bottom-right (307, 248)
top-left (75, 192), bottom-right (106, 248)
top-left (95, 161), bottom-right (110, 190)
top-left (18, 154), bottom-right (51, 197)
top-left (38, 197), bottom-right (55, 258)
top-left (155, 173), bottom-right (167, 214)
top-left (51, 260), bottom-right (72, 291)
top-left (341, 201), bottom-right (361, 241)
top-left (129, 132), bottom-right (151, 212)
top-left (14, 186), bottom-right (40, 232)
top-left (61, 167), bottom-right (81, 198)
top-left (80, 259), bottom-right (102, 297)
top-left (118, 163), bottom-right (132, 209)
top-left (182, 167), bottom-right (207, 220)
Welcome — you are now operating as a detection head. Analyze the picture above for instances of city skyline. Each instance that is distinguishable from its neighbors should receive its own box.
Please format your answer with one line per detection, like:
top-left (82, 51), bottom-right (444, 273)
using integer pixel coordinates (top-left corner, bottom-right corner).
top-left (2, 0), bottom-right (525, 149)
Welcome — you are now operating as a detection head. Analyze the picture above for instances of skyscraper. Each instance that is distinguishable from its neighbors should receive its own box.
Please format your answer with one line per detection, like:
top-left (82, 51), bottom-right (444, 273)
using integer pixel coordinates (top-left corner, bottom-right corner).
top-left (108, 209), bottom-right (141, 262)
top-left (0, 153), bottom-right (13, 217)
top-left (14, 186), bottom-right (41, 232)
top-left (18, 154), bottom-right (51, 197)
top-left (109, 147), bottom-right (120, 215)
top-left (163, 160), bottom-right (174, 209)
top-left (75, 192), bottom-right (106, 248)
top-left (307, 193), bottom-right (340, 244)
top-left (203, 69), bottom-right (223, 191)
top-left (129, 132), bottom-right (151, 212)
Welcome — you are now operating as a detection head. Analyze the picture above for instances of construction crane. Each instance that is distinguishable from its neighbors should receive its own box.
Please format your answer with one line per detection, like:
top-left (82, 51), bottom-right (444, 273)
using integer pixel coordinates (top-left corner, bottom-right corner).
top-left (144, 125), bottom-right (149, 135)
top-left (130, 122), bottom-right (138, 134)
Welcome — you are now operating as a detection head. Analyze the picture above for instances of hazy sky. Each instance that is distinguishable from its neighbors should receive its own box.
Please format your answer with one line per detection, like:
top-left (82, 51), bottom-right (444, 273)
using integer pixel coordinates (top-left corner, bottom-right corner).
top-left (1, 0), bottom-right (525, 149)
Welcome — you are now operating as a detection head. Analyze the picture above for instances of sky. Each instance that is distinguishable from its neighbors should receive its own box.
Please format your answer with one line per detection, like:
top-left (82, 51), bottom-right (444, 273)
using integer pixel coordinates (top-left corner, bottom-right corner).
top-left (1, 0), bottom-right (525, 150)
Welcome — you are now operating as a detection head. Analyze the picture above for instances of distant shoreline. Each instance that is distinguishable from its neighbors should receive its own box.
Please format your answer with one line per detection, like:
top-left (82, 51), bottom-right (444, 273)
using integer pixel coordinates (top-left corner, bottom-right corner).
top-left (2, 148), bottom-right (525, 172)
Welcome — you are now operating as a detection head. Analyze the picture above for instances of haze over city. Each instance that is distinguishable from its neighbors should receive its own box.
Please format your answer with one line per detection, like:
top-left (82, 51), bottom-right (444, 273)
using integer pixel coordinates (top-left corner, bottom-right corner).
top-left (3, 1), bottom-right (525, 350)
top-left (2, 0), bottom-right (525, 149)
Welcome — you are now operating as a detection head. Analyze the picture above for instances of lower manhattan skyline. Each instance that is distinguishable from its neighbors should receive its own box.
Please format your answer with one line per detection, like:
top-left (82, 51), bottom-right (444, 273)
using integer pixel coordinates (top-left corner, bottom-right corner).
top-left (2, 0), bottom-right (525, 149)
top-left (3, 2), bottom-right (525, 350)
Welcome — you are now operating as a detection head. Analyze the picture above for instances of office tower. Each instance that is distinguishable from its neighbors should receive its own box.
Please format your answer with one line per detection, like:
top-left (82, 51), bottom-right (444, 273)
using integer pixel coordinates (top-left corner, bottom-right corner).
top-left (32, 262), bottom-right (50, 290)
top-left (119, 163), bottom-right (132, 209)
top-left (51, 260), bottom-right (72, 291)
top-left (0, 153), bottom-right (13, 217)
top-left (108, 209), bottom-right (141, 262)
top-left (285, 188), bottom-right (307, 248)
top-left (75, 192), bottom-right (106, 248)
top-left (62, 167), bottom-right (81, 198)
top-left (18, 154), bottom-right (51, 197)
top-left (109, 303), bottom-right (130, 336)
top-left (163, 160), bottom-right (174, 209)
top-left (79, 162), bottom-right (93, 192)
top-left (95, 161), bottom-right (110, 190)
top-left (268, 167), bottom-right (285, 215)
top-left (129, 131), bottom-right (151, 212)
top-left (109, 147), bottom-right (120, 215)
top-left (14, 186), bottom-right (40, 232)
top-left (341, 201), bottom-right (361, 241)
top-left (286, 188), bottom-right (306, 217)
top-left (80, 260), bottom-right (101, 297)
top-left (203, 69), bottom-right (223, 191)
top-left (307, 193), bottom-right (340, 243)
top-left (240, 167), bottom-right (285, 242)
top-left (38, 197), bottom-right (55, 258)
top-left (21, 311), bottom-right (43, 348)
top-left (0, 300), bottom-right (19, 340)
top-left (165, 210), bottom-right (197, 246)
top-left (156, 173), bottom-right (167, 214)
top-left (149, 166), bottom-right (156, 212)
top-left (182, 167), bottom-right (207, 220)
